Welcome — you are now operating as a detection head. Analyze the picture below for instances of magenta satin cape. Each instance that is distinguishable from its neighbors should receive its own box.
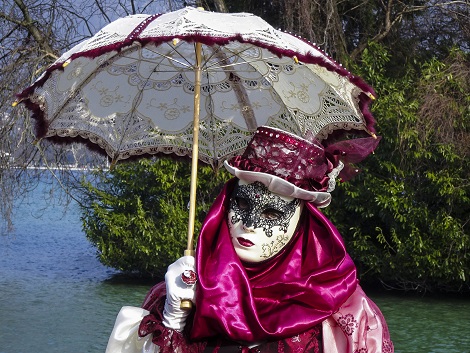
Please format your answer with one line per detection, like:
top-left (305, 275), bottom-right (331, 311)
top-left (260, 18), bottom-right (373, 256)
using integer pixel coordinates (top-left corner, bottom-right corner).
top-left (191, 178), bottom-right (357, 343)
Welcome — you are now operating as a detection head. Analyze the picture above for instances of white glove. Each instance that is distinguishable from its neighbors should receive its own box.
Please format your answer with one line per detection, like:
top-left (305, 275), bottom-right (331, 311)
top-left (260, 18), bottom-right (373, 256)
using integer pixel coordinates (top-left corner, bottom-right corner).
top-left (162, 256), bottom-right (197, 331)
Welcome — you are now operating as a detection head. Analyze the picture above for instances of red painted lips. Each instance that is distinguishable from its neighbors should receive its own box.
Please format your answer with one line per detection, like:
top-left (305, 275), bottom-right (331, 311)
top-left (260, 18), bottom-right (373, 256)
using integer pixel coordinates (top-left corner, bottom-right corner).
top-left (237, 237), bottom-right (254, 247)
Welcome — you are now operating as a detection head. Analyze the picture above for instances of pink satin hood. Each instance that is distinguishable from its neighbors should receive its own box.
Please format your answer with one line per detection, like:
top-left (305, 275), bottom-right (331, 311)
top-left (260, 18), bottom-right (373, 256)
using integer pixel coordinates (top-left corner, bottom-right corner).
top-left (191, 178), bottom-right (357, 342)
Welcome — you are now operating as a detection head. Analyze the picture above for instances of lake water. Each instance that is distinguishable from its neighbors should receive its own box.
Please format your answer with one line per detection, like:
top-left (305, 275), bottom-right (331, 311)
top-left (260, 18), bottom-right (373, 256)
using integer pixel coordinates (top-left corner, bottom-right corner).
top-left (1, 177), bottom-right (469, 353)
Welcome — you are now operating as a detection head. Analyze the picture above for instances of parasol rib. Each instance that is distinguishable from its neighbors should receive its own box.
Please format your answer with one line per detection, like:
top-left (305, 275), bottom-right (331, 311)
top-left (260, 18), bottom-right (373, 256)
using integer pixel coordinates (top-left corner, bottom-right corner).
top-left (213, 49), bottom-right (257, 130)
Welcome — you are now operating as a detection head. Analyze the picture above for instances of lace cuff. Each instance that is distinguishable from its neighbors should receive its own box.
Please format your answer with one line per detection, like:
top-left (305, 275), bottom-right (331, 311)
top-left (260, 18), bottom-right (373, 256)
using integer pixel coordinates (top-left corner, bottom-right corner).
top-left (139, 281), bottom-right (206, 353)
top-left (139, 313), bottom-right (205, 353)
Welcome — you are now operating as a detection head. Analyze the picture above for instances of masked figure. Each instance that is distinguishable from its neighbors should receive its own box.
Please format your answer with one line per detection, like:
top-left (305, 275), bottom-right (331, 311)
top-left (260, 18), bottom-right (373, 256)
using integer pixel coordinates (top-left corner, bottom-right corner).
top-left (106, 126), bottom-right (394, 353)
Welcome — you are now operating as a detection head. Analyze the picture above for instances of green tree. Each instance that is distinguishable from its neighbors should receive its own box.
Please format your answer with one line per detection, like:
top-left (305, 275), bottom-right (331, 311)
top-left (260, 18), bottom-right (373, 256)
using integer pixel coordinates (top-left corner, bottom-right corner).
top-left (78, 158), bottom-right (229, 278)
top-left (325, 44), bottom-right (470, 293)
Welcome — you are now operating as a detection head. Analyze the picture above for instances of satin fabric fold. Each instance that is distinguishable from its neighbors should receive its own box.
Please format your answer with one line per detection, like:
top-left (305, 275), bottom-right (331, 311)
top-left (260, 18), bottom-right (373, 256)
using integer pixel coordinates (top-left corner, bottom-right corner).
top-left (105, 306), bottom-right (158, 353)
top-left (191, 178), bottom-right (357, 343)
top-left (322, 285), bottom-right (394, 353)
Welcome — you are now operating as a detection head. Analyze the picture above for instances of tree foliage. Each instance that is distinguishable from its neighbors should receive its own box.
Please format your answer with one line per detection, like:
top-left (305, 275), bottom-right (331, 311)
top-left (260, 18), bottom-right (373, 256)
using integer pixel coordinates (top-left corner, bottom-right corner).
top-left (78, 158), bottom-right (229, 278)
top-left (325, 44), bottom-right (470, 292)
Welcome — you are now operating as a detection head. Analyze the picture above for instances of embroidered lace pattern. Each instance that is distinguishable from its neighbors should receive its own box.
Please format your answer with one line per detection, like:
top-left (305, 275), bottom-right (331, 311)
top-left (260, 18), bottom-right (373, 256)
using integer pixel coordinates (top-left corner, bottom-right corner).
top-left (229, 127), bottom-right (333, 192)
top-left (330, 288), bottom-right (395, 353)
top-left (209, 325), bottom-right (322, 353)
top-left (229, 181), bottom-right (301, 237)
top-left (22, 7), bottom-right (375, 169)
top-left (140, 282), bottom-right (206, 353)
top-left (337, 313), bottom-right (358, 336)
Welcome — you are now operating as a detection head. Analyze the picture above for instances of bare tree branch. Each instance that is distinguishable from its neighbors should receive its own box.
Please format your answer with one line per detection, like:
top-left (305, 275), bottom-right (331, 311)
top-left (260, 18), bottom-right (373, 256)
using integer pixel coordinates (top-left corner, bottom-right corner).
top-left (350, 0), bottom-right (470, 60)
top-left (94, 0), bottom-right (111, 23)
top-left (12, 0), bottom-right (58, 59)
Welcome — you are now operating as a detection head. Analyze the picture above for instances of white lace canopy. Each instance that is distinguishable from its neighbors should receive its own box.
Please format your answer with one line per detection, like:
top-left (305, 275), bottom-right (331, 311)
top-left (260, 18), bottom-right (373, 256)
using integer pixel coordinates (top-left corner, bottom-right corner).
top-left (19, 7), bottom-right (376, 168)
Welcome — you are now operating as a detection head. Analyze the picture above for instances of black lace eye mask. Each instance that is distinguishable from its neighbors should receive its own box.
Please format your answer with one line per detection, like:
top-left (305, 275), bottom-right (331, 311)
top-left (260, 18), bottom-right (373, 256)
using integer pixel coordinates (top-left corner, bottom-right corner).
top-left (229, 181), bottom-right (300, 237)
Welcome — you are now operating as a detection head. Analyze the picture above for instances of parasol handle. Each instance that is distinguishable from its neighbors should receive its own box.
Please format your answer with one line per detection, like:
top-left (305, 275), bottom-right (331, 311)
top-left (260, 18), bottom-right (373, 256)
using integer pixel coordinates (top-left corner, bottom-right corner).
top-left (180, 249), bottom-right (196, 310)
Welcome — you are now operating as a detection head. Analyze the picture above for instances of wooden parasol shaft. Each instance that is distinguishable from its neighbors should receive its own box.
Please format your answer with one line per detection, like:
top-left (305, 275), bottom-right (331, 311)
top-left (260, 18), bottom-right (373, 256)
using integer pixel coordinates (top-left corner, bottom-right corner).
top-left (180, 41), bottom-right (202, 310)
top-left (186, 41), bottom-right (202, 255)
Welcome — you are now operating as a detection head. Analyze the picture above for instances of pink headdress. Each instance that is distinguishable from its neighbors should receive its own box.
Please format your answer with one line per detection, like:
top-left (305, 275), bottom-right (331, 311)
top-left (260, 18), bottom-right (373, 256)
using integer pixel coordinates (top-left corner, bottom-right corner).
top-left (225, 126), bottom-right (380, 207)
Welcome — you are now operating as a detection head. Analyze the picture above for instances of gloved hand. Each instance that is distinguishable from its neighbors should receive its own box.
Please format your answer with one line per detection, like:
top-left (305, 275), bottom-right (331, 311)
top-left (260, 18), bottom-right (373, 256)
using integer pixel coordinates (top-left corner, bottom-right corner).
top-left (162, 256), bottom-right (197, 331)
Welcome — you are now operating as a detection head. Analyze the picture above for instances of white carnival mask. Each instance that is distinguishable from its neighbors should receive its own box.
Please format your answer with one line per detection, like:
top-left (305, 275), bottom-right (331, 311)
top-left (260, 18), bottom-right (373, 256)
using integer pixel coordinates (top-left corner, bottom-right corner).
top-left (228, 180), bottom-right (303, 263)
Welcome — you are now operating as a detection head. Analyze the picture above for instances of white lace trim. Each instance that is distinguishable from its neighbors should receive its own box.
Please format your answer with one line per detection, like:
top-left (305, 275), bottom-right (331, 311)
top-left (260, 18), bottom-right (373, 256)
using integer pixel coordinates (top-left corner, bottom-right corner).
top-left (327, 161), bottom-right (344, 192)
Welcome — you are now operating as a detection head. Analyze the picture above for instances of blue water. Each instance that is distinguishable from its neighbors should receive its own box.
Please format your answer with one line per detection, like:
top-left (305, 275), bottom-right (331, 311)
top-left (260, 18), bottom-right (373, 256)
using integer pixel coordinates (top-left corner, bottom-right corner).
top-left (1, 177), bottom-right (469, 352)
top-left (0, 178), bottom-right (151, 353)
top-left (371, 291), bottom-right (470, 353)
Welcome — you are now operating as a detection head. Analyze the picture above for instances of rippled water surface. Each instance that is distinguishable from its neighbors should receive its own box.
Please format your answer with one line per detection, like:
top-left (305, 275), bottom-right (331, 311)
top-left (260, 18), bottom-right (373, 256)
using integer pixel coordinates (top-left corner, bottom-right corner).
top-left (1, 178), bottom-right (469, 353)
